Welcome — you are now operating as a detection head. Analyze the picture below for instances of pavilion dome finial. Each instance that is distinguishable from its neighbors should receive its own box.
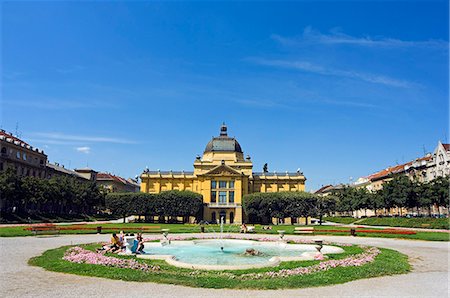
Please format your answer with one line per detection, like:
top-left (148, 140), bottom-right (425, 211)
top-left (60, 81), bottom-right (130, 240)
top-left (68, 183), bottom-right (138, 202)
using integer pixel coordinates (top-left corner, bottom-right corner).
top-left (220, 122), bottom-right (227, 136)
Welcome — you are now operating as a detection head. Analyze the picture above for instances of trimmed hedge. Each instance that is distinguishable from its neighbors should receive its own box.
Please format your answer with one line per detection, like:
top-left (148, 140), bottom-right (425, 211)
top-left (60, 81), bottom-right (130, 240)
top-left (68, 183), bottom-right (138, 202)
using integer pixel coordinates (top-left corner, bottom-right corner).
top-left (105, 190), bottom-right (203, 222)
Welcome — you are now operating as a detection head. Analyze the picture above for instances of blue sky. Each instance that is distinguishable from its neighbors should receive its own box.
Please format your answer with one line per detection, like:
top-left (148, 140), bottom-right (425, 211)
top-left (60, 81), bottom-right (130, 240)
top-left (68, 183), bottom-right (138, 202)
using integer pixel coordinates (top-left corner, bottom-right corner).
top-left (1, 0), bottom-right (448, 190)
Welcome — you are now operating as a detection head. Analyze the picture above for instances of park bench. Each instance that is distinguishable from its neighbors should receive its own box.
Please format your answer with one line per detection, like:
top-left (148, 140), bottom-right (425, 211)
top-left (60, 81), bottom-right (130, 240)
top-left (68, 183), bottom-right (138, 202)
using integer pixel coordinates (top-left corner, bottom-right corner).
top-left (27, 224), bottom-right (60, 236)
top-left (139, 226), bottom-right (162, 233)
top-left (294, 227), bottom-right (314, 234)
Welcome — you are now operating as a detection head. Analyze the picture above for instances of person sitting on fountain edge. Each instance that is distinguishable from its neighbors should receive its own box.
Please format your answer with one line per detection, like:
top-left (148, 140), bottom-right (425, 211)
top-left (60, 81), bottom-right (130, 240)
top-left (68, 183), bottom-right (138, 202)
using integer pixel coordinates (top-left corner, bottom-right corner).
top-left (136, 233), bottom-right (145, 253)
top-left (240, 223), bottom-right (247, 233)
top-left (106, 233), bottom-right (122, 253)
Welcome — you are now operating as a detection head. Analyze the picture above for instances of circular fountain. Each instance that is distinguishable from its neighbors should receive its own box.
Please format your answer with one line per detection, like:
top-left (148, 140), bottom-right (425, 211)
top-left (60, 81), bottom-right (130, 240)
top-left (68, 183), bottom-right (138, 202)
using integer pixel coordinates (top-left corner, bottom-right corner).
top-left (137, 238), bottom-right (344, 270)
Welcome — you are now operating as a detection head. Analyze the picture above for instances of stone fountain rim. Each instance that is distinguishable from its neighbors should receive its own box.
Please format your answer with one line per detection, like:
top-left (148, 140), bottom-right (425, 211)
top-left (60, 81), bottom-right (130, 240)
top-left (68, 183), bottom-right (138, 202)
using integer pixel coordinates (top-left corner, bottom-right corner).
top-left (137, 239), bottom-right (344, 271)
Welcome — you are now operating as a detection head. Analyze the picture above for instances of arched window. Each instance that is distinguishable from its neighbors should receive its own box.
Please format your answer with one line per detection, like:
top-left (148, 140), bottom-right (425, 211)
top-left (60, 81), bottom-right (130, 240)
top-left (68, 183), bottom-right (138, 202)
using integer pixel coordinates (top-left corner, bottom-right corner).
top-left (219, 210), bottom-right (226, 223)
top-left (230, 212), bottom-right (234, 224)
top-left (1, 147), bottom-right (6, 154)
top-left (211, 212), bottom-right (216, 223)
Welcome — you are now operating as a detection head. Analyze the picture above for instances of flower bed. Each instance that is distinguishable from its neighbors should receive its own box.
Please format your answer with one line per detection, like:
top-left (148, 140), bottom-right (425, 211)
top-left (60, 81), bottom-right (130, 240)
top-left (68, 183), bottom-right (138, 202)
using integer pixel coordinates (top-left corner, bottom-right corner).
top-left (240, 246), bottom-right (380, 279)
top-left (63, 246), bottom-right (160, 272)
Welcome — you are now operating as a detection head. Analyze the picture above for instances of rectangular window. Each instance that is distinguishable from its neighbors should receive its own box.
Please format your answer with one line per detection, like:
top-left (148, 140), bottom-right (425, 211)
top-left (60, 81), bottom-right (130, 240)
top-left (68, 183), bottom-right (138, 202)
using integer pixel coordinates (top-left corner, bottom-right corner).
top-left (229, 191), bottom-right (234, 203)
top-left (219, 181), bottom-right (227, 188)
top-left (219, 191), bottom-right (227, 204)
top-left (211, 180), bottom-right (217, 189)
top-left (211, 191), bottom-right (216, 203)
top-left (229, 180), bottom-right (235, 188)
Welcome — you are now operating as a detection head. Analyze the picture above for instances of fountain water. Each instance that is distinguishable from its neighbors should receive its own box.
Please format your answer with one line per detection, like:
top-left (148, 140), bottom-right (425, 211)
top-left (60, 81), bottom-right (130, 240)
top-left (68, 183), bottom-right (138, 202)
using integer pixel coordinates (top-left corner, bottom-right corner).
top-left (160, 229), bottom-right (170, 246)
top-left (197, 219), bottom-right (224, 250)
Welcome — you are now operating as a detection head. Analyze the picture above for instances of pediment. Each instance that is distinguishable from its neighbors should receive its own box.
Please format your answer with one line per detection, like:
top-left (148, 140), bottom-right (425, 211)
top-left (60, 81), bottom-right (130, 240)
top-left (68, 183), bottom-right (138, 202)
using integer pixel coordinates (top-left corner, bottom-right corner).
top-left (203, 164), bottom-right (242, 176)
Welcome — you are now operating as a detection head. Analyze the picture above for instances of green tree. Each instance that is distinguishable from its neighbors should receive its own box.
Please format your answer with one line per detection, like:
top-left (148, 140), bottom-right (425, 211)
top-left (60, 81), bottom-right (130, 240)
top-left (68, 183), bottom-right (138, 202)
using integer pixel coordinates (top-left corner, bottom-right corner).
top-left (430, 176), bottom-right (450, 216)
top-left (0, 168), bottom-right (23, 215)
top-left (316, 195), bottom-right (337, 224)
top-left (105, 193), bottom-right (134, 222)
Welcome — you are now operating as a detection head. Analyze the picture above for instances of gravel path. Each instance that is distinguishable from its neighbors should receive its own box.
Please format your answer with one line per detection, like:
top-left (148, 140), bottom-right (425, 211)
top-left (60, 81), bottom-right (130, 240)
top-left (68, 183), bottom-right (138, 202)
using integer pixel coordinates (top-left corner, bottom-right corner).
top-left (0, 234), bottom-right (448, 298)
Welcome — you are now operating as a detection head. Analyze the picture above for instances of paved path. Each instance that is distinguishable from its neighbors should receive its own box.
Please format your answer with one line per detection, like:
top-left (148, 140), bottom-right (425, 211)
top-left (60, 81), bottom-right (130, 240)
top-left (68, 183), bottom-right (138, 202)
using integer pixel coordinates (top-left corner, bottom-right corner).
top-left (0, 234), bottom-right (448, 297)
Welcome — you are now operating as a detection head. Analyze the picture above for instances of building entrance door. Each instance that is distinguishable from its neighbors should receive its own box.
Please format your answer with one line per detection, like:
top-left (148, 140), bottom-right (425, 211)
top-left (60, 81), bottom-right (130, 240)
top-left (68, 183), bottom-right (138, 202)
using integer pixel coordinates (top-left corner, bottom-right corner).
top-left (219, 210), bottom-right (226, 223)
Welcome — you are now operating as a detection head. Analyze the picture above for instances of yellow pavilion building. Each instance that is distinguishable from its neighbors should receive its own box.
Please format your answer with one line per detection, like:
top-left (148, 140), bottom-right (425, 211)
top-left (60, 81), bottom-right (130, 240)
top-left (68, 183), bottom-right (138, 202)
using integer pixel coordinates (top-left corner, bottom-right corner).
top-left (140, 124), bottom-right (306, 224)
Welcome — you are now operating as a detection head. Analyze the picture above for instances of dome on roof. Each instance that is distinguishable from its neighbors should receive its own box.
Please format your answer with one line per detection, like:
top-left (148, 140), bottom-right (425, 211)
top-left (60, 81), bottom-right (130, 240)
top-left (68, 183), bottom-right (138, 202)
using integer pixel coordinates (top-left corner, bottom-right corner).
top-left (204, 124), bottom-right (243, 153)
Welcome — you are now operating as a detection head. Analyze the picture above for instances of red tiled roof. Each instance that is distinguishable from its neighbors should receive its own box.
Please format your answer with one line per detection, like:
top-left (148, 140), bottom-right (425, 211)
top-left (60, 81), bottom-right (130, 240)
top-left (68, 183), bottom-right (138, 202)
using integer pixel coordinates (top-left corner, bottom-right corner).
top-left (368, 155), bottom-right (432, 181)
top-left (314, 184), bottom-right (333, 194)
top-left (97, 173), bottom-right (129, 185)
top-left (0, 130), bottom-right (30, 146)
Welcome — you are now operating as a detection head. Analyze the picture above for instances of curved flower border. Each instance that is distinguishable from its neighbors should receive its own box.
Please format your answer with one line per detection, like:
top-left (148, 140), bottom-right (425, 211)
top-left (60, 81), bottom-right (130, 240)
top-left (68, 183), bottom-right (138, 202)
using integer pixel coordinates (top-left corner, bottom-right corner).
top-left (239, 246), bottom-right (380, 279)
top-left (63, 246), bottom-right (160, 272)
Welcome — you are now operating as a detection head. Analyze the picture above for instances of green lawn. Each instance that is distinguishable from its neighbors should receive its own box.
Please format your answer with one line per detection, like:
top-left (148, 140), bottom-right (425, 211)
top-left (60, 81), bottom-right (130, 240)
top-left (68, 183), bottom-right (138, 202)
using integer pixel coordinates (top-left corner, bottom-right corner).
top-left (0, 213), bottom-right (119, 224)
top-left (1, 223), bottom-right (448, 241)
top-left (323, 217), bottom-right (358, 224)
top-left (29, 242), bottom-right (410, 289)
top-left (357, 217), bottom-right (450, 230)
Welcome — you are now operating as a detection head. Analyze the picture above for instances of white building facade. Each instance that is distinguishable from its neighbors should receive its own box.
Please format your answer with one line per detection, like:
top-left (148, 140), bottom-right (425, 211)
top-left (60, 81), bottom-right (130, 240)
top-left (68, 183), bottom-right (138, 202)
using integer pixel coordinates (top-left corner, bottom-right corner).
top-left (425, 141), bottom-right (450, 182)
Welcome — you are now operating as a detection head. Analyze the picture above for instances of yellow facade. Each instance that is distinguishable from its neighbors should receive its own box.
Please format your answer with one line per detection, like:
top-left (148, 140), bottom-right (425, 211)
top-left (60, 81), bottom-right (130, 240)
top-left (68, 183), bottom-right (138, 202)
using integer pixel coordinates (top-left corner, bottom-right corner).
top-left (140, 124), bottom-right (306, 223)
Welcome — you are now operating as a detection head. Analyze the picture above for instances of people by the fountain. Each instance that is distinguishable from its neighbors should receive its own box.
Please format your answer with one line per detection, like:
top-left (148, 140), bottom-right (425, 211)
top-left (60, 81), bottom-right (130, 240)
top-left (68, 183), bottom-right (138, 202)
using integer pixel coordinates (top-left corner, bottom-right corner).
top-left (136, 233), bottom-right (145, 253)
top-left (240, 223), bottom-right (248, 233)
top-left (111, 233), bottom-right (123, 252)
top-left (96, 242), bottom-right (112, 253)
top-left (129, 233), bottom-right (145, 254)
top-left (118, 230), bottom-right (126, 251)
top-left (96, 233), bottom-right (122, 253)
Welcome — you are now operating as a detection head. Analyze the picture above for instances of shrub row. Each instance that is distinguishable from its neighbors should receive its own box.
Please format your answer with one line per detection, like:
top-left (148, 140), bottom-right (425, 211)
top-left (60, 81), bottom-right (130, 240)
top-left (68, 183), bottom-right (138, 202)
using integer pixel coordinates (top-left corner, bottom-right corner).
top-left (105, 190), bottom-right (203, 223)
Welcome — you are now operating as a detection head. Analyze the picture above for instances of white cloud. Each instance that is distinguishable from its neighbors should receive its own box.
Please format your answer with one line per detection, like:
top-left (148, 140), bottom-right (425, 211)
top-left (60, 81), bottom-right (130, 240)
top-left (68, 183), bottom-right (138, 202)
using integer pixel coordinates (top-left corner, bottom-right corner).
top-left (76, 146), bottom-right (90, 154)
top-left (271, 27), bottom-right (449, 49)
top-left (248, 58), bottom-right (414, 88)
top-left (3, 98), bottom-right (117, 110)
top-left (33, 132), bottom-right (137, 144)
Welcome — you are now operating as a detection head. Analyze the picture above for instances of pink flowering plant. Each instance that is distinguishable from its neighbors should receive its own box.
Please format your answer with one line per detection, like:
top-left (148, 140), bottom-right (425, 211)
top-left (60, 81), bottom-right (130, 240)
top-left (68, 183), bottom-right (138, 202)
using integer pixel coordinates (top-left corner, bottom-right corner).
top-left (238, 246), bottom-right (380, 280)
top-left (63, 246), bottom-right (160, 272)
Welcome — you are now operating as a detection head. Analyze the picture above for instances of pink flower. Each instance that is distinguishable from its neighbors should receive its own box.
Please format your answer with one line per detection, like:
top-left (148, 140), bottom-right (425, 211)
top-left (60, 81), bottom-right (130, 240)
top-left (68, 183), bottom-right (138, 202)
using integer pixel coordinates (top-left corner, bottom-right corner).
top-left (63, 247), bottom-right (160, 272)
top-left (314, 253), bottom-right (325, 260)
